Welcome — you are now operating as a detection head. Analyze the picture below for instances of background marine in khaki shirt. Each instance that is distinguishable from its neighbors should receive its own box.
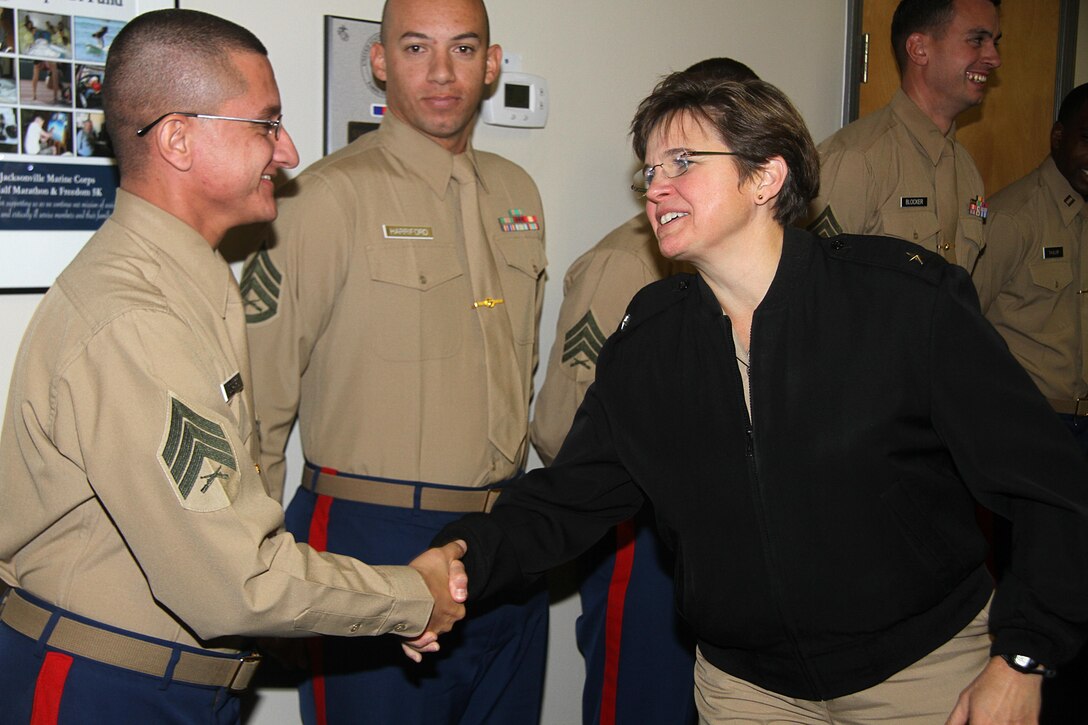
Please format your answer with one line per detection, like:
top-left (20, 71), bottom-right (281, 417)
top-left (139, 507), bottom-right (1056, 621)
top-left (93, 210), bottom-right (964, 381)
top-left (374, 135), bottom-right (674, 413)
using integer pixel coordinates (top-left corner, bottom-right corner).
top-left (244, 111), bottom-right (546, 495)
top-left (807, 0), bottom-right (1001, 272)
top-left (243, 0), bottom-right (549, 721)
top-left (532, 213), bottom-right (678, 464)
top-left (974, 156), bottom-right (1088, 404)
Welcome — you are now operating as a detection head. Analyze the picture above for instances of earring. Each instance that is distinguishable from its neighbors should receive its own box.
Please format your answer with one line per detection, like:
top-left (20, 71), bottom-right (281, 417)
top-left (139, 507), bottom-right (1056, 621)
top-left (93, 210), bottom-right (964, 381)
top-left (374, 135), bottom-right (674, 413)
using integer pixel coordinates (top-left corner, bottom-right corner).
top-left (757, 193), bottom-right (764, 201)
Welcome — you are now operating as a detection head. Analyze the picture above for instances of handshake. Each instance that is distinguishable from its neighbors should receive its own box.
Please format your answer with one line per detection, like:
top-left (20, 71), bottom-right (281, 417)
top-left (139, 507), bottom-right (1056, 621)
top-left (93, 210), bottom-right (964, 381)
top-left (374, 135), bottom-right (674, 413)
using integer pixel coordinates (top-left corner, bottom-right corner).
top-left (402, 539), bottom-right (469, 662)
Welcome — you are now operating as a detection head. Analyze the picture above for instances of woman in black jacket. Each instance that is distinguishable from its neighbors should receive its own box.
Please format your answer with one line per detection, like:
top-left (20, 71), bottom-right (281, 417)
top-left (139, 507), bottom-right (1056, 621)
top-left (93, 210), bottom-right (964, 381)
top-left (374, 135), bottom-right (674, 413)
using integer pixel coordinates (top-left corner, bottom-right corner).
top-left (435, 74), bottom-right (1088, 725)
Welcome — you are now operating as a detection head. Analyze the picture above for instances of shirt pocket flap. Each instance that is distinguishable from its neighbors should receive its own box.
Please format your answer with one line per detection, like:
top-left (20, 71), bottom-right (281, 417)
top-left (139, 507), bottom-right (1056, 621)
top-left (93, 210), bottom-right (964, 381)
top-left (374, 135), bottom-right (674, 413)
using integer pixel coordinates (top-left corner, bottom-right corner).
top-left (1028, 260), bottom-right (1073, 291)
top-left (366, 244), bottom-right (463, 291)
top-left (495, 236), bottom-right (547, 279)
top-left (879, 208), bottom-right (939, 243)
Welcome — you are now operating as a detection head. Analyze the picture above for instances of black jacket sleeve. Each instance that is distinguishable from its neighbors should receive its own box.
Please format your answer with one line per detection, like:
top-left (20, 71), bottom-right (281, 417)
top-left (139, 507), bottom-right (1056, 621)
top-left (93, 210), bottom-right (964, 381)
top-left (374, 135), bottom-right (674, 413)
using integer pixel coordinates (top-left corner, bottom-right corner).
top-left (434, 381), bottom-right (646, 604)
top-left (930, 264), bottom-right (1088, 666)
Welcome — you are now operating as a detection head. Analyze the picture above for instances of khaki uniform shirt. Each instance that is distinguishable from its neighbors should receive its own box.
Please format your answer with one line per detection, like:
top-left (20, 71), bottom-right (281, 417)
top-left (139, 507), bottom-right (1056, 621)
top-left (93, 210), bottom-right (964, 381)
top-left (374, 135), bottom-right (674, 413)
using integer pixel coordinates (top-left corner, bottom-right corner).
top-left (973, 156), bottom-right (1088, 401)
top-left (244, 113), bottom-right (546, 497)
top-left (808, 89), bottom-right (987, 272)
top-left (531, 214), bottom-right (687, 464)
top-left (0, 191), bottom-right (432, 649)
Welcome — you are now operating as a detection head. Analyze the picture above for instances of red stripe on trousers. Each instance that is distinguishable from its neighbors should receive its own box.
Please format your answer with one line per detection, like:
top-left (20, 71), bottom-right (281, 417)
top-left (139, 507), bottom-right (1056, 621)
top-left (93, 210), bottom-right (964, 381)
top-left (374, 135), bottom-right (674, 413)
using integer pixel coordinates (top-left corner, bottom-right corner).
top-left (307, 494), bottom-right (334, 725)
top-left (31, 651), bottom-right (73, 725)
top-left (599, 520), bottom-right (636, 725)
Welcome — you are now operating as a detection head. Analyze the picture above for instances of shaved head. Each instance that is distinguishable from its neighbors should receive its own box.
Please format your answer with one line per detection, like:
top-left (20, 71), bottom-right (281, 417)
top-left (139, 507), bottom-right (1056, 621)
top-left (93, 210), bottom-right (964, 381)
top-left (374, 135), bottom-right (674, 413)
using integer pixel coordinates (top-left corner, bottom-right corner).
top-left (104, 9), bottom-right (267, 177)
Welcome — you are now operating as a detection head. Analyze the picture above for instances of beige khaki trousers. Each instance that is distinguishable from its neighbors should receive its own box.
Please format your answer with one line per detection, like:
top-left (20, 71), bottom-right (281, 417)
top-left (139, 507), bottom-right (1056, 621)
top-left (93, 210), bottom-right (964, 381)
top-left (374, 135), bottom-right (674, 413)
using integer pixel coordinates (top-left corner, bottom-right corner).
top-left (695, 601), bottom-right (991, 724)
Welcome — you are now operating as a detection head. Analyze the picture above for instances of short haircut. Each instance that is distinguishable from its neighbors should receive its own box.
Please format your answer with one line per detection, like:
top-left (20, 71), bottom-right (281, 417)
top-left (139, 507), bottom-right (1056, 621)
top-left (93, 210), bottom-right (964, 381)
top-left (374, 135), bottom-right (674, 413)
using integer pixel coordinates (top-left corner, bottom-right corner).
top-left (630, 75), bottom-right (819, 227)
top-left (1057, 83), bottom-right (1088, 126)
top-left (104, 9), bottom-right (267, 175)
top-left (682, 57), bottom-right (759, 84)
top-left (380, 0), bottom-right (490, 45)
top-left (890, 0), bottom-right (1000, 73)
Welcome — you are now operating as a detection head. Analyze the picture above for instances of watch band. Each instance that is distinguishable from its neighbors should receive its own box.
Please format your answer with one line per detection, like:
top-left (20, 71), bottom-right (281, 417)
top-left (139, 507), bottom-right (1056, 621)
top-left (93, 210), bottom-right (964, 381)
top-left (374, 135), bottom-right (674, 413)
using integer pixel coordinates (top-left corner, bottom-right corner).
top-left (1000, 653), bottom-right (1057, 678)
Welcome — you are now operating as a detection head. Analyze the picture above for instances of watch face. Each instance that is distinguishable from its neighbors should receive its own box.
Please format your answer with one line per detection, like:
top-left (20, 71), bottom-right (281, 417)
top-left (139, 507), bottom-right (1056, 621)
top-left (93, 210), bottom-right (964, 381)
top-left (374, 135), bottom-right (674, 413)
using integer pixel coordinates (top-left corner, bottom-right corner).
top-left (1013, 655), bottom-right (1033, 668)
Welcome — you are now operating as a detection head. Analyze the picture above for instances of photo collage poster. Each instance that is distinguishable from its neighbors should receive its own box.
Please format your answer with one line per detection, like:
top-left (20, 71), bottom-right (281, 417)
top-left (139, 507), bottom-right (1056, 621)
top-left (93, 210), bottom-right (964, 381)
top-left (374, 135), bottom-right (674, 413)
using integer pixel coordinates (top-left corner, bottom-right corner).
top-left (0, 0), bottom-right (173, 288)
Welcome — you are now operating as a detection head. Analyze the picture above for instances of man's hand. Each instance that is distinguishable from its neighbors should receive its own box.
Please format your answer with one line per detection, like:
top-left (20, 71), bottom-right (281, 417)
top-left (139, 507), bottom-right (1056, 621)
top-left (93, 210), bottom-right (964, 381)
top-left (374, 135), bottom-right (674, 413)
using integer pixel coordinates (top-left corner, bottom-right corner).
top-left (947, 656), bottom-right (1043, 725)
top-left (402, 540), bottom-right (469, 662)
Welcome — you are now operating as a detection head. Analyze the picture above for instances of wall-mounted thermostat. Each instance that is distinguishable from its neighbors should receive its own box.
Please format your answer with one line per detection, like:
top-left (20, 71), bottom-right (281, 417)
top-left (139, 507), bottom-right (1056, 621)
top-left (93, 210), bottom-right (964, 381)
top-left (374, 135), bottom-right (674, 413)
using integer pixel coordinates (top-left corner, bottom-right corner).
top-left (482, 72), bottom-right (548, 128)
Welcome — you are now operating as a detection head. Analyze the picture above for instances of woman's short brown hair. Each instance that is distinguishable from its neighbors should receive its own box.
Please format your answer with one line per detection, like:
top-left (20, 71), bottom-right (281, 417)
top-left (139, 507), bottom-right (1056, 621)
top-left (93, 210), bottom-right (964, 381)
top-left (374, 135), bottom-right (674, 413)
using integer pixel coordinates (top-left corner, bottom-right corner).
top-left (631, 75), bottom-right (819, 226)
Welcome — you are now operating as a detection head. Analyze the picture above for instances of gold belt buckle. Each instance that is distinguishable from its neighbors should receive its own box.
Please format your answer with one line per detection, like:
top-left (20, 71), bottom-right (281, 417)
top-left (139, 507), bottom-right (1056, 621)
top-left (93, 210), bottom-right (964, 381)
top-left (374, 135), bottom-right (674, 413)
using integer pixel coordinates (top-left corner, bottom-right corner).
top-left (228, 653), bottom-right (262, 691)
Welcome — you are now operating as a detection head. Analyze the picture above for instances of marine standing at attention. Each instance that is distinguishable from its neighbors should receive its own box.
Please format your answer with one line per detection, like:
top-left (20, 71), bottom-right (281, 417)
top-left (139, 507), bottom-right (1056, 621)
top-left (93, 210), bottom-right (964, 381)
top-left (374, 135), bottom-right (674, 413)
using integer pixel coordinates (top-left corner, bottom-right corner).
top-left (243, 0), bottom-right (548, 722)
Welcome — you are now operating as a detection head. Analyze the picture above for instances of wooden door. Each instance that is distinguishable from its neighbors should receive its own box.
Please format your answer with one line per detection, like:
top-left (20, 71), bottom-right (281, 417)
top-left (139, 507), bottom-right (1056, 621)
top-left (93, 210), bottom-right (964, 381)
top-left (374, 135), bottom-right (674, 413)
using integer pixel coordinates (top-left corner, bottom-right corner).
top-left (858, 0), bottom-right (1062, 195)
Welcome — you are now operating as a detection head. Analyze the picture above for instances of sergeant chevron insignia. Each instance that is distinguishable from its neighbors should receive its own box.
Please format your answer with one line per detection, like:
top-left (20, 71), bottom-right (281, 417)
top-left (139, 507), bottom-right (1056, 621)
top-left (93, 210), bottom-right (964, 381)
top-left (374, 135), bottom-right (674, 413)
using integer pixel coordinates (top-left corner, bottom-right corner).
top-left (159, 395), bottom-right (239, 512)
top-left (561, 311), bottom-right (607, 370)
top-left (240, 249), bottom-right (281, 324)
top-left (807, 206), bottom-right (844, 239)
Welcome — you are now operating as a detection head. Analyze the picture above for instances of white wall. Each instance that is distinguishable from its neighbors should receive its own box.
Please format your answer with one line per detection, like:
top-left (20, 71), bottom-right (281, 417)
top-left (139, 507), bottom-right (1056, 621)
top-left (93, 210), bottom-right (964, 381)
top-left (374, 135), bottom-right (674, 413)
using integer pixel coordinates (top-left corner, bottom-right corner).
top-left (0, 1), bottom-right (849, 723)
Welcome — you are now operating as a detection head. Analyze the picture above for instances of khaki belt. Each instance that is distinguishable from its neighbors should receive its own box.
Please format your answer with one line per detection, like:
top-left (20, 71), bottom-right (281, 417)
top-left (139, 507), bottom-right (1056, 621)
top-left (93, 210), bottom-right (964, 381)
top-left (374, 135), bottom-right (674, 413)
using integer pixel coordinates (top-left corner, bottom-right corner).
top-left (0, 590), bottom-right (260, 691)
top-left (302, 468), bottom-right (502, 513)
top-left (1048, 398), bottom-right (1088, 417)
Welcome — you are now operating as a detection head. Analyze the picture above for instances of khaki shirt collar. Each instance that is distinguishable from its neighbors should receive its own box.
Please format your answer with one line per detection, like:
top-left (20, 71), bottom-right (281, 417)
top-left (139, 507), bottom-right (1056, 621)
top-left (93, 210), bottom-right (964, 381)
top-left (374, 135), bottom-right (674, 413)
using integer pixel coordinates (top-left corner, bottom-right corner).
top-left (890, 88), bottom-right (955, 167)
top-left (377, 112), bottom-right (488, 198)
top-left (1039, 155), bottom-right (1085, 227)
top-left (109, 188), bottom-right (233, 318)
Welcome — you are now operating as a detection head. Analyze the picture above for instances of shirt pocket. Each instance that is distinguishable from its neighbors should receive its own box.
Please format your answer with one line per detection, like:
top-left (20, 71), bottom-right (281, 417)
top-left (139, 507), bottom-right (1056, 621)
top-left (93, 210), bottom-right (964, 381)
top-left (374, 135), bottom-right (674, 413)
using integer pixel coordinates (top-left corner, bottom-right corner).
top-left (879, 207), bottom-right (939, 247)
top-left (493, 233), bottom-right (547, 345)
top-left (365, 243), bottom-right (465, 361)
top-left (1028, 259), bottom-right (1073, 292)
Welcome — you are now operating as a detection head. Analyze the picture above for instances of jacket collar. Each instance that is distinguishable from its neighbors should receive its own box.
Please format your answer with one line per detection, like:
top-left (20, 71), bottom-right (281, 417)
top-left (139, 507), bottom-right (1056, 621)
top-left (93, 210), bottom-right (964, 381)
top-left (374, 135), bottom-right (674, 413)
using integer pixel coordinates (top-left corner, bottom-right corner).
top-left (694, 227), bottom-right (813, 317)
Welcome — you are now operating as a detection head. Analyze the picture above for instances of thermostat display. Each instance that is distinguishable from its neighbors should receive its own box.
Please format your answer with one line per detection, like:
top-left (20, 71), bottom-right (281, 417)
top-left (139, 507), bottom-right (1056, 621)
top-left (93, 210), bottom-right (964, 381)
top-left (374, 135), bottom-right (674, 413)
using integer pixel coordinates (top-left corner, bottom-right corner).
top-left (482, 72), bottom-right (548, 128)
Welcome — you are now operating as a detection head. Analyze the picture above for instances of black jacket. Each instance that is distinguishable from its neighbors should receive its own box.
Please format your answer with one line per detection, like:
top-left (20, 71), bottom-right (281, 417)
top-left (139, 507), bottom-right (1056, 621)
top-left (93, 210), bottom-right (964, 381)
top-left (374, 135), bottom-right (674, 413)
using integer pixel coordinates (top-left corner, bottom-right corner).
top-left (438, 228), bottom-right (1088, 699)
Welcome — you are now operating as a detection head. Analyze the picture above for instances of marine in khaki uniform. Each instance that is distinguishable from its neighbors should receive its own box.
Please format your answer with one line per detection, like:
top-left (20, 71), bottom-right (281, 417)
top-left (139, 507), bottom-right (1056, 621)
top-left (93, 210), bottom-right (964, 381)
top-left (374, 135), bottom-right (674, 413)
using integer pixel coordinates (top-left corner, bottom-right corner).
top-left (0, 11), bottom-right (465, 724)
top-left (243, 0), bottom-right (548, 721)
top-left (971, 83), bottom-right (1088, 725)
top-left (974, 85), bottom-right (1088, 421)
top-left (533, 213), bottom-right (685, 462)
top-left (807, 0), bottom-right (1001, 272)
top-left (243, 110), bottom-right (544, 498)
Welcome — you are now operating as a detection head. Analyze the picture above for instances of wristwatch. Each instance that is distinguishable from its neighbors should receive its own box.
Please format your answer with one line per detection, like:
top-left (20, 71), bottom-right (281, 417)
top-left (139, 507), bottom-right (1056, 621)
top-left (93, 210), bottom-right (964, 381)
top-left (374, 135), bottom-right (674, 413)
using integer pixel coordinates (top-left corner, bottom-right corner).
top-left (999, 653), bottom-right (1057, 678)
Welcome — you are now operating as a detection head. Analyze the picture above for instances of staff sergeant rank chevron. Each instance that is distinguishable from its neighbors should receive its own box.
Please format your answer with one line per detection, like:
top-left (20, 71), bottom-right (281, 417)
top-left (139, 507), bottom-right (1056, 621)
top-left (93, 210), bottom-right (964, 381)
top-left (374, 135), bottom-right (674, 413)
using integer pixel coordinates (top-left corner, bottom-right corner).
top-left (562, 311), bottom-right (609, 369)
top-left (159, 395), bottom-right (240, 513)
top-left (239, 248), bottom-right (282, 324)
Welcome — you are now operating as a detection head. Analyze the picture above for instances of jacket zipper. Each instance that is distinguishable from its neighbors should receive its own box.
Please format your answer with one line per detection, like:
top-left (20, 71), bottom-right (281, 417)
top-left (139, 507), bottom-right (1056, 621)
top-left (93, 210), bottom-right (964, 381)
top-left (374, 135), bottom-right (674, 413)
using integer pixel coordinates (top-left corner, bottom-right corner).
top-left (734, 315), bottom-right (821, 697)
top-left (745, 329), bottom-right (754, 456)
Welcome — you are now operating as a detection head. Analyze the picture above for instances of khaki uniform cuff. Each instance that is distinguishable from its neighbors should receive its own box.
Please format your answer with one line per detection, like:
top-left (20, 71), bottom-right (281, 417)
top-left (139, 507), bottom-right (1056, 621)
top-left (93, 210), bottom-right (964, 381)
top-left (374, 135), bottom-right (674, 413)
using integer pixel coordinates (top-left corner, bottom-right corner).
top-left (374, 565), bottom-right (434, 638)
